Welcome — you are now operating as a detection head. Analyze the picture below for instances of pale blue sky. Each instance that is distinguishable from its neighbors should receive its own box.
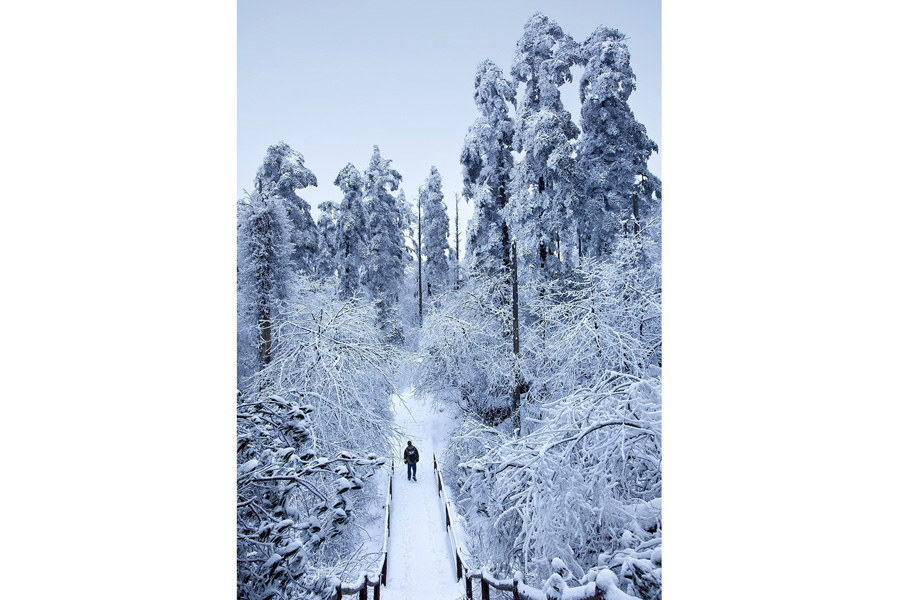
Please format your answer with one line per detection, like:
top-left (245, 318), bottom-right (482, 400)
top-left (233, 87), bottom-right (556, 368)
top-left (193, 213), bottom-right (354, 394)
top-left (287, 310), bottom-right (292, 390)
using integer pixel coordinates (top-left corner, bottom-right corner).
top-left (238, 0), bottom-right (660, 256)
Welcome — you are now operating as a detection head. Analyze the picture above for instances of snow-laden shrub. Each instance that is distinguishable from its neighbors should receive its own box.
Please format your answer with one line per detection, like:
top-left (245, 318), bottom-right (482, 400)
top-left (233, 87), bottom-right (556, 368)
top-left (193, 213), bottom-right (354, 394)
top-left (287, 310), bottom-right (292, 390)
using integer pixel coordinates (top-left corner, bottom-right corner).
top-left (438, 251), bottom-right (661, 597)
top-left (262, 277), bottom-right (397, 457)
top-left (237, 277), bottom-right (395, 600)
top-left (237, 393), bottom-right (386, 600)
top-left (414, 273), bottom-right (516, 425)
top-left (522, 246), bottom-right (661, 412)
top-left (453, 374), bottom-right (660, 583)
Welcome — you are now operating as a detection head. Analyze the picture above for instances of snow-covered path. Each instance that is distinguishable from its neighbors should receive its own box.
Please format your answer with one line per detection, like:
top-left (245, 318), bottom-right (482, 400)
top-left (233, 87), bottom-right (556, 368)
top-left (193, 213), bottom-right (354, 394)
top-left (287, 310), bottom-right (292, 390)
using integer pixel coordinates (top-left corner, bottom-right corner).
top-left (382, 388), bottom-right (463, 600)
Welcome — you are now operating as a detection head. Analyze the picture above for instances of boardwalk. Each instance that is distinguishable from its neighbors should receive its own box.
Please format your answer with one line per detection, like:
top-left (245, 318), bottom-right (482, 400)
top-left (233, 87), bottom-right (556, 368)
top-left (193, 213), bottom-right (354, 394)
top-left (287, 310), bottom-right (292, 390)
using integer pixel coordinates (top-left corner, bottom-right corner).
top-left (381, 388), bottom-right (463, 600)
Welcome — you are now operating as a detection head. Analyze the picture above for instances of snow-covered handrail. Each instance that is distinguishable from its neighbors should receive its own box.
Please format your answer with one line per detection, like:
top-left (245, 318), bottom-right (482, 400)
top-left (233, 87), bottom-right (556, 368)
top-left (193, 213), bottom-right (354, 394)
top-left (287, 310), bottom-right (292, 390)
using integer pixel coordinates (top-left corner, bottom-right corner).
top-left (333, 459), bottom-right (393, 600)
top-left (433, 455), bottom-right (637, 600)
top-left (433, 453), bottom-right (469, 581)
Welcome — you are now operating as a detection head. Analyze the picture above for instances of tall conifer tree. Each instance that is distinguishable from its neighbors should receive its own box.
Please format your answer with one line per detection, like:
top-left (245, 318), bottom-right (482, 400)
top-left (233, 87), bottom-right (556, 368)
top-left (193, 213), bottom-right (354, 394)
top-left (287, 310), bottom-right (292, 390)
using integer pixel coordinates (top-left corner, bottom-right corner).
top-left (576, 27), bottom-right (660, 256)
top-left (254, 142), bottom-right (319, 275)
top-left (333, 163), bottom-right (368, 297)
top-left (461, 60), bottom-right (516, 275)
top-left (420, 166), bottom-right (450, 297)
top-left (236, 189), bottom-right (294, 378)
top-left (314, 200), bottom-right (340, 278)
top-left (362, 146), bottom-right (404, 332)
top-left (508, 13), bottom-right (581, 274)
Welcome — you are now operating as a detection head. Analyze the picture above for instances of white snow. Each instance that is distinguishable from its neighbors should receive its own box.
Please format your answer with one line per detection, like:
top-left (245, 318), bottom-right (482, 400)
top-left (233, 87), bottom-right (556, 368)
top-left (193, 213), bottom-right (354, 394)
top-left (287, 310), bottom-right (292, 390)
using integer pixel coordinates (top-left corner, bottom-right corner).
top-left (381, 387), bottom-right (464, 600)
top-left (238, 459), bottom-right (258, 474)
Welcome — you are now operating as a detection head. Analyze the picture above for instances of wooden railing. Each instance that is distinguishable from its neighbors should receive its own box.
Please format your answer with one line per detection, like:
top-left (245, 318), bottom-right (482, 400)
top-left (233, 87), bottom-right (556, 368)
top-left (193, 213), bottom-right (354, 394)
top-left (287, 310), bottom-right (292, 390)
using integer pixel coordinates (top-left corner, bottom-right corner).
top-left (432, 453), bottom-right (466, 580)
top-left (333, 460), bottom-right (393, 600)
top-left (432, 454), bottom-right (606, 600)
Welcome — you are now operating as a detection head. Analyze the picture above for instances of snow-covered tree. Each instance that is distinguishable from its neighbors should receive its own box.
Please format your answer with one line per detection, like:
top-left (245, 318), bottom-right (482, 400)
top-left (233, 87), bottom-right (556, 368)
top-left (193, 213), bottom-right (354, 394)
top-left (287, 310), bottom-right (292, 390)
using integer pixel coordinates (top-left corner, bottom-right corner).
top-left (576, 27), bottom-right (660, 256)
top-left (315, 200), bottom-right (340, 279)
top-left (451, 371), bottom-right (661, 592)
top-left (415, 273), bottom-right (516, 424)
top-left (333, 163), bottom-right (368, 298)
top-left (460, 59), bottom-right (516, 275)
top-left (420, 166), bottom-right (450, 298)
top-left (428, 248), bottom-right (661, 596)
top-left (438, 261), bottom-right (661, 593)
top-left (255, 141), bottom-right (320, 275)
top-left (397, 188), bottom-right (416, 247)
top-left (237, 277), bottom-right (395, 600)
top-left (508, 13), bottom-right (581, 275)
top-left (237, 189), bottom-right (295, 381)
top-left (362, 146), bottom-right (405, 338)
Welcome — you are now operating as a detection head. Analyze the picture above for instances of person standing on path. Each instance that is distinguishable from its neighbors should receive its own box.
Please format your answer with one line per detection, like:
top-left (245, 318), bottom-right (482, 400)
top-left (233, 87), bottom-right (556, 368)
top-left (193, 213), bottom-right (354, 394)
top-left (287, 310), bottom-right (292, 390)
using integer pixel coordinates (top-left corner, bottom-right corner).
top-left (404, 440), bottom-right (419, 481)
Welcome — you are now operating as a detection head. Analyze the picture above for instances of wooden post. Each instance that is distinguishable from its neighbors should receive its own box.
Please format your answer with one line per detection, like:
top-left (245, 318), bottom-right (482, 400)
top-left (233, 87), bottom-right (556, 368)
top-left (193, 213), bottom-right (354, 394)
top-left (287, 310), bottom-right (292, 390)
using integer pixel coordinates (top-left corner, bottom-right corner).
top-left (335, 586), bottom-right (342, 600)
top-left (481, 577), bottom-right (490, 600)
top-left (512, 580), bottom-right (520, 600)
top-left (445, 504), bottom-right (451, 529)
top-left (381, 554), bottom-right (387, 585)
top-left (359, 582), bottom-right (367, 600)
top-left (373, 582), bottom-right (380, 600)
top-left (465, 576), bottom-right (473, 600)
top-left (456, 553), bottom-right (463, 580)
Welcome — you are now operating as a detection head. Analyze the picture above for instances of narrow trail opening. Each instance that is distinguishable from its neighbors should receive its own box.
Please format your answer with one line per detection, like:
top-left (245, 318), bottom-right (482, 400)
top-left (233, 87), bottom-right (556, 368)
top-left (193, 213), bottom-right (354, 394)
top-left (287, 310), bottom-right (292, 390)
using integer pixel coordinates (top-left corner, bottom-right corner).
top-left (381, 387), bottom-right (463, 600)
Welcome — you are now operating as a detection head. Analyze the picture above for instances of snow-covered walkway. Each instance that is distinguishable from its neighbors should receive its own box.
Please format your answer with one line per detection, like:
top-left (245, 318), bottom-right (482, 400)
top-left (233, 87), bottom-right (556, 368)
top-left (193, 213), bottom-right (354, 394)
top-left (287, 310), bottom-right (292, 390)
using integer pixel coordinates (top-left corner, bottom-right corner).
top-left (381, 388), bottom-right (463, 600)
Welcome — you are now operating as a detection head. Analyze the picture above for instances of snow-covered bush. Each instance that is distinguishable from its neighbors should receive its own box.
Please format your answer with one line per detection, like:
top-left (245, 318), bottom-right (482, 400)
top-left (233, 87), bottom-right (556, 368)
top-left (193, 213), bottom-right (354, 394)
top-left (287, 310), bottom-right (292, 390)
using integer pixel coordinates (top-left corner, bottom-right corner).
top-left (522, 248), bottom-right (661, 413)
top-left (237, 393), bottom-right (385, 600)
top-left (414, 273), bottom-right (516, 425)
top-left (262, 277), bottom-right (397, 458)
top-left (438, 249), bottom-right (661, 596)
top-left (452, 374), bottom-right (660, 582)
top-left (237, 277), bottom-right (395, 599)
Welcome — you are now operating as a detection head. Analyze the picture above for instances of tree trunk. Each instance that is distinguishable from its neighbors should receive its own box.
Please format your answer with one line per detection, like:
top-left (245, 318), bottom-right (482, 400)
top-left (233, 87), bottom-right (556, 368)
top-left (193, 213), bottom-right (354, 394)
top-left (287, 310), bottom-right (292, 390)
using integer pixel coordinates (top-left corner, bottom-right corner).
top-left (511, 240), bottom-right (521, 435)
top-left (577, 226), bottom-right (582, 261)
top-left (418, 195), bottom-right (423, 325)
top-left (259, 305), bottom-right (271, 366)
top-left (454, 192), bottom-right (460, 289)
top-left (632, 191), bottom-right (640, 235)
top-left (555, 230), bottom-right (561, 266)
top-left (498, 147), bottom-right (511, 274)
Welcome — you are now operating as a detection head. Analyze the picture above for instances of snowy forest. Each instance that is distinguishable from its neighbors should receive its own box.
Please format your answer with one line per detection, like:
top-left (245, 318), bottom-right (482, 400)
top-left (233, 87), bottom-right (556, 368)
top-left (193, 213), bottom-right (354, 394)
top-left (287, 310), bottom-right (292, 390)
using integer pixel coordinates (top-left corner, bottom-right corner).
top-left (237, 13), bottom-right (661, 600)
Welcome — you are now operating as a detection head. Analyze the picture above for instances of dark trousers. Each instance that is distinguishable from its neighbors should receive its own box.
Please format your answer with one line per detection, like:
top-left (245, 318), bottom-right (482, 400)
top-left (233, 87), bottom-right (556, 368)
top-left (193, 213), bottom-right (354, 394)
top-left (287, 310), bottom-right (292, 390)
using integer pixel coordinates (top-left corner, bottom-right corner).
top-left (407, 462), bottom-right (417, 479)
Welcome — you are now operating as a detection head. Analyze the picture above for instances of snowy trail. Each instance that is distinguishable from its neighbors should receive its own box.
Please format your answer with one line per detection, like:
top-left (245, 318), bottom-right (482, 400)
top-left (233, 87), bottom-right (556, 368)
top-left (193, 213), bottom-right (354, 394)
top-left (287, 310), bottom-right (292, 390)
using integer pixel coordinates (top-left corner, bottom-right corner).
top-left (382, 388), bottom-right (463, 600)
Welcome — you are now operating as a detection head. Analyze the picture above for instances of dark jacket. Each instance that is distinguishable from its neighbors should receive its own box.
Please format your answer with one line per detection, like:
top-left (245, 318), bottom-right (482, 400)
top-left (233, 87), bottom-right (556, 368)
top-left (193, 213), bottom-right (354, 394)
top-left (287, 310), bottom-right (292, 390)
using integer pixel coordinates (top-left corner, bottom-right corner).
top-left (404, 445), bottom-right (419, 464)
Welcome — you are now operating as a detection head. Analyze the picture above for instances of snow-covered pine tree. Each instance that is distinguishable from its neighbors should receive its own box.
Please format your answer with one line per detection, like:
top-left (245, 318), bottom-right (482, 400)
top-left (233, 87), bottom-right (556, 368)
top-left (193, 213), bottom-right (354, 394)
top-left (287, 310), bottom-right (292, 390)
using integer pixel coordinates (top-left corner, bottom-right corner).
top-left (361, 146), bottom-right (405, 336)
top-left (397, 189), bottom-right (415, 247)
top-left (254, 141), bottom-right (320, 275)
top-left (576, 27), bottom-right (660, 257)
top-left (315, 200), bottom-right (340, 279)
top-left (236, 189), bottom-right (295, 382)
top-left (333, 163), bottom-right (368, 298)
top-left (460, 59), bottom-right (516, 276)
top-left (508, 13), bottom-right (581, 275)
top-left (420, 166), bottom-right (450, 298)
